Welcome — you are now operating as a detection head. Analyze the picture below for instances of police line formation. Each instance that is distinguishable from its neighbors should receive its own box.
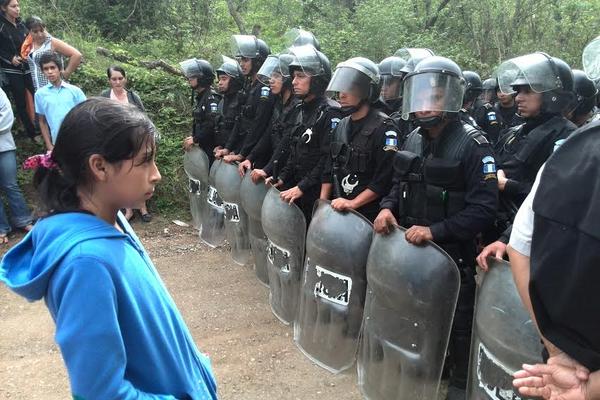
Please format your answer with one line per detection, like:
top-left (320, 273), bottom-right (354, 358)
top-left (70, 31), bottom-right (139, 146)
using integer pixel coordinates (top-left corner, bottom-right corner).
top-left (181, 29), bottom-right (600, 400)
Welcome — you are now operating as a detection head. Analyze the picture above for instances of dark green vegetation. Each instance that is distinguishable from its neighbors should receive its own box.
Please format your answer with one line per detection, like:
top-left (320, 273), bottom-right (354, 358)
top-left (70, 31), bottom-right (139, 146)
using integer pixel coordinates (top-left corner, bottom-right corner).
top-left (17, 0), bottom-right (600, 215)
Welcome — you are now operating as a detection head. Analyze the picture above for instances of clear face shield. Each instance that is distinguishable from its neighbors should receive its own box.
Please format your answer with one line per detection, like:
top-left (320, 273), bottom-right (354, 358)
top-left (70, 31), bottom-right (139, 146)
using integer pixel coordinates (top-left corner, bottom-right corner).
top-left (497, 53), bottom-right (563, 94)
top-left (583, 36), bottom-right (600, 82)
top-left (289, 44), bottom-right (323, 76)
top-left (380, 75), bottom-right (403, 101)
top-left (401, 72), bottom-right (465, 120)
top-left (180, 59), bottom-right (200, 78)
top-left (231, 35), bottom-right (258, 59)
top-left (326, 66), bottom-right (372, 101)
top-left (284, 28), bottom-right (319, 49)
top-left (257, 56), bottom-right (284, 86)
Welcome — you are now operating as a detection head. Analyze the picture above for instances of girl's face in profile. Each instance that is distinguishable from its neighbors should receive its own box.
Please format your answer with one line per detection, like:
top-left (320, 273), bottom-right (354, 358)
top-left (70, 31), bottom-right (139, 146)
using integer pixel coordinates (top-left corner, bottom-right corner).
top-left (104, 138), bottom-right (161, 209)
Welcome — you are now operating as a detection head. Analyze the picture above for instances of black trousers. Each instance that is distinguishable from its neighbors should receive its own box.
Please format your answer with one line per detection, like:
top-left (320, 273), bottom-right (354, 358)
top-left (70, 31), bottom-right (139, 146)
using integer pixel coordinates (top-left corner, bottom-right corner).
top-left (3, 71), bottom-right (36, 138)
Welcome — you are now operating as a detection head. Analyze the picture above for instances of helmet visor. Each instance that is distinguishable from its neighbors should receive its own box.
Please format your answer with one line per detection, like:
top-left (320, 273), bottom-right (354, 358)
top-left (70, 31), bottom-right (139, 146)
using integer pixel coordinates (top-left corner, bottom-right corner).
top-left (380, 75), bottom-right (403, 101)
top-left (231, 35), bottom-right (258, 58)
top-left (497, 53), bottom-right (563, 94)
top-left (394, 48), bottom-right (435, 61)
top-left (284, 28), bottom-right (318, 49)
top-left (217, 55), bottom-right (241, 78)
top-left (583, 36), bottom-right (600, 81)
top-left (180, 59), bottom-right (200, 78)
top-left (401, 72), bottom-right (465, 120)
top-left (289, 44), bottom-right (323, 76)
top-left (257, 55), bottom-right (287, 86)
top-left (325, 66), bottom-right (371, 99)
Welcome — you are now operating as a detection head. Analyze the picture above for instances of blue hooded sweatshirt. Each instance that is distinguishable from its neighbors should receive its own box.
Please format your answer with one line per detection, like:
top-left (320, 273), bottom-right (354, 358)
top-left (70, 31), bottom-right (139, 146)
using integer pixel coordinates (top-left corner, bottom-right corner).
top-left (0, 211), bottom-right (218, 400)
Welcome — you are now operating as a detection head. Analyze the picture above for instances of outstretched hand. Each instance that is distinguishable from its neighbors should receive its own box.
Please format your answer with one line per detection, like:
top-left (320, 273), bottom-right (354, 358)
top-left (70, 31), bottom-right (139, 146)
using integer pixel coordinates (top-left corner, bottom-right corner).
top-left (513, 361), bottom-right (589, 400)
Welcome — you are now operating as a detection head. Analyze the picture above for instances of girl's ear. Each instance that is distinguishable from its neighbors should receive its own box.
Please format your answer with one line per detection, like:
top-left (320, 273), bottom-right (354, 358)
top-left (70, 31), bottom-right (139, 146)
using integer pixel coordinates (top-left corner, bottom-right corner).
top-left (87, 154), bottom-right (108, 182)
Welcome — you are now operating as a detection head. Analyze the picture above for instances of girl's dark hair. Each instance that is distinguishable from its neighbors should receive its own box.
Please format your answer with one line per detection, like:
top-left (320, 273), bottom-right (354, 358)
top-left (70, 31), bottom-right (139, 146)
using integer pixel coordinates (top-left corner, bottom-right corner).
top-left (33, 97), bottom-right (159, 212)
top-left (25, 15), bottom-right (45, 30)
top-left (107, 65), bottom-right (126, 79)
top-left (0, 0), bottom-right (12, 9)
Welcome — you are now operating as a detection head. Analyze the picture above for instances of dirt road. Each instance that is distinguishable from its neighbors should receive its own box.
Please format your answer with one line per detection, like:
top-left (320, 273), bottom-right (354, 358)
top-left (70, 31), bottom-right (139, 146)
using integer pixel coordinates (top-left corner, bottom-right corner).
top-left (0, 218), bottom-right (363, 399)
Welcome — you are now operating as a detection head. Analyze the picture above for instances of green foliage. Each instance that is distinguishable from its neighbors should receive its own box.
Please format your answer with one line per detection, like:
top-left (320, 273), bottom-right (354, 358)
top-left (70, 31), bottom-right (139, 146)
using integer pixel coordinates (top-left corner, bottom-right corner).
top-left (15, 0), bottom-right (600, 216)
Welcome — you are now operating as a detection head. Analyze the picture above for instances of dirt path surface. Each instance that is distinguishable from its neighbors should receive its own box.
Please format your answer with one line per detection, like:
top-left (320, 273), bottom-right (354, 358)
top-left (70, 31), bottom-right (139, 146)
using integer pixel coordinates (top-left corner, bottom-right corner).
top-left (0, 217), bottom-right (363, 400)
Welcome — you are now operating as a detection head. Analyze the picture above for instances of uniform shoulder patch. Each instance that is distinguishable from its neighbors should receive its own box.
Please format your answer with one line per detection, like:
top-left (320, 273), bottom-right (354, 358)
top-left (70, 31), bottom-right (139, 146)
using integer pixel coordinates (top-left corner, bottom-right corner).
top-left (383, 130), bottom-right (399, 152)
top-left (260, 86), bottom-right (270, 99)
top-left (330, 117), bottom-right (341, 130)
top-left (482, 155), bottom-right (497, 180)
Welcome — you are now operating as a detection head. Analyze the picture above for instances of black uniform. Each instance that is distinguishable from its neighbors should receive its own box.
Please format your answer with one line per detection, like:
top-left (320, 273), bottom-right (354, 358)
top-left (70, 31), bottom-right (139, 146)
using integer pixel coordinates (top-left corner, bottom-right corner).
top-left (279, 96), bottom-right (342, 222)
top-left (530, 121), bottom-right (600, 371)
top-left (247, 95), bottom-right (301, 170)
top-left (494, 102), bottom-right (523, 130)
top-left (496, 114), bottom-right (575, 209)
top-left (214, 91), bottom-right (243, 150)
top-left (473, 103), bottom-right (502, 144)
top-left (225, 79), bottom-right (275, 156)
top-left (191, 88), bottom-right (221, 163)
top-left (380, 119), bottom-right (498, 388)
top-left (322, 109), bottom-right (398, 222)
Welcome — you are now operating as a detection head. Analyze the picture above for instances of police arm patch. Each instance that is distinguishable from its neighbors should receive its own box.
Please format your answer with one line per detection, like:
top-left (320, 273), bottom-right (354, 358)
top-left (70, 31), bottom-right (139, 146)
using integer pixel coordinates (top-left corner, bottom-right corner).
top-left (482, 155), bottom-right (497, 180)
top-left (383, 130), bottom-right (398, 152)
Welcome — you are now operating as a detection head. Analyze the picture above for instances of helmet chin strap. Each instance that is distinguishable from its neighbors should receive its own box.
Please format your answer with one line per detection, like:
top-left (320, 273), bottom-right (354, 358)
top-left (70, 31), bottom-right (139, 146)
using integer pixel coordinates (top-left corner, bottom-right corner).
top-left (340, 99), bottom-right (367, 117)
top-left (415, 115), bottom-right (443, 129)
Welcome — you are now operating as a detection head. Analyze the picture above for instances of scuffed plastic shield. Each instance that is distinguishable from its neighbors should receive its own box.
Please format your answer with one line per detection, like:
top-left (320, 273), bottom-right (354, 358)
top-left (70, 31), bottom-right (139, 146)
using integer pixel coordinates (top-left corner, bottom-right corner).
top-left (583, 36), bottom-right (600, 81)
top-left (240, 172), bottom-right (270, 286)
top-left (214, 161), bottom-right (251, 265)
top-left (357, 226), bottom-right (460, 399)
top-left (200, 160), bottom-right (226, 247)
top-left (467, 258), bottom-right (543, 400)
top-left (294, 200), bottom-right (373, 373)
top-left (261, 186), bottom-right (307, 324)
top-left (183, 147), bottom-right (210, 230)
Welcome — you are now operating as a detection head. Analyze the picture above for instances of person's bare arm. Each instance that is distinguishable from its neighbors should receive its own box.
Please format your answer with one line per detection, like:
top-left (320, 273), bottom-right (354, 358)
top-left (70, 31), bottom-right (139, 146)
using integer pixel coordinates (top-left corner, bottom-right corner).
top-left (52, 38), bottom-right (82, 80)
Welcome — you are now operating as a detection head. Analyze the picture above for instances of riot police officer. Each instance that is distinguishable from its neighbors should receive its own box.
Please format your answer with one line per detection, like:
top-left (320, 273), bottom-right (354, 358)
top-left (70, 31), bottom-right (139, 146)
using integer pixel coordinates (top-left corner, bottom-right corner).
top-left (239, 53), bottom-right (301, 179)
top-left (373, 56), bottom-right (498, 400)
top-left (268, 44), bottom-right (342, 223)
top-left (320, 57), bottom-right (398, 222)
top-left (478, 53), bottom-right (577, 270)
top-left (568, 69), bottom-right (599, 127)
top-left (214, 56), bottom-right (245, 155)
top-left (216, 35), bottom-right (275, 163)
top-left (181, 58), bottom-right (221, 163)
top-left (374, 56), bottom-right (406, 116)
top-left (459, 70), bottom-right (483, 128)
top-left (473, 77), bottom-right (503, 145)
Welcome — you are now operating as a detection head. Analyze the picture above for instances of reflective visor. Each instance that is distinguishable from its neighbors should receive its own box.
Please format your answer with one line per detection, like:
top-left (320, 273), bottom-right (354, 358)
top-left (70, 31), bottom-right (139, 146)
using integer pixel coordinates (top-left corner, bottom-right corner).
top-left (497, 53), bottom-right (563, 94)
top-left (380, 75), bottom-right (403, 101)
top-left (231, 35), bottom-right (258, 58)
top-left (401, 72), bottom-right (465, 120)
top-left (325, 67), bottom-right (371, 99)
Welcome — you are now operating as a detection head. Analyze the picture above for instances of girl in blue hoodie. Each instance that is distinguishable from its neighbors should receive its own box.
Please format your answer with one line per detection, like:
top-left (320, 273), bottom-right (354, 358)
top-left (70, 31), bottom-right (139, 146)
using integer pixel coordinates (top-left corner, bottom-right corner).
top-left (0, 97), bottom-right (218, 399)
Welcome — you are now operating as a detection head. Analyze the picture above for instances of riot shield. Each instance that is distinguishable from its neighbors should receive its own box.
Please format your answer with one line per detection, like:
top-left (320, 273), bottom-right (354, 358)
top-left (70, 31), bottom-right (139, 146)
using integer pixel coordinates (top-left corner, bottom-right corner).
top-left (183, 147), bottom-right (210, 230)
top-left (200, 160), bottom-right (226, 247)
top-left (467, 258), bottom-right (543, 400)
top-left (240, 172), bottom-right (270, 286)
top-left (357, 226), bottom-right (460, 399)
top-left (214, 161), bottom-right (251, 265)
top-left (294, 200), bottom-right (373, 373)
top-left (261, 186), bottom-right (307, 324)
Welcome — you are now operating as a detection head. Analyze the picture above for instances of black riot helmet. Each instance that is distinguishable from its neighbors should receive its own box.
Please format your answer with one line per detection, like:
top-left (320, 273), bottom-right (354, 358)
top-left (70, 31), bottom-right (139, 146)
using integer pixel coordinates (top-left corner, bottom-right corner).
top-left (288, 44), bottom-right (332, 97)
top-left (378, 56), bottom-right (407, 102)
top-left (571, 69), bottom-right (598, 117)
top-left (401, 56), bottom-right (466, 127)
top-left (216, 55), bottom-right (244, 93)
top-left (463, 70), bottom-right (483, 103)
top-left (395, 48), bottom-right (435, 75)
top-left (481, 77), bottom-right (498, 103)
top-left (285, 28), bottom-right (321, 51)
top-left (230, 34), bottom-right (271, 73)
top-left (180, 58), bottom-right (215, 88)
top-left (326, 57), bottom-right (381, 107)
top-left (497, 52), bottom-right (575, 115)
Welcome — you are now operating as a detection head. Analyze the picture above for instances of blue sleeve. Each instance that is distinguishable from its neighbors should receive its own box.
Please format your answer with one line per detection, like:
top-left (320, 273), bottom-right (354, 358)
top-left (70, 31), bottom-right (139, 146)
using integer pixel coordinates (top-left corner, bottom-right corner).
top-left (75, 87), bottom-right (86, 104)
top-left (47, 257), bottom-right (178, 400)
top-left (34, 91), bottom-right (44, 116)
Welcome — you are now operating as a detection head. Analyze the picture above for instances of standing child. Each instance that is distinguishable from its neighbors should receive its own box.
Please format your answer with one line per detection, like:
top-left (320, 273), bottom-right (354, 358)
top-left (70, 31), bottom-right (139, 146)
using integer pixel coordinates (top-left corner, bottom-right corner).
top-left (0, 98), bottom-right (218, 399)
